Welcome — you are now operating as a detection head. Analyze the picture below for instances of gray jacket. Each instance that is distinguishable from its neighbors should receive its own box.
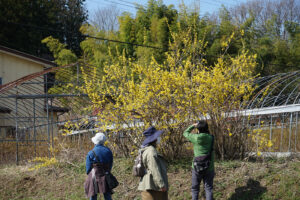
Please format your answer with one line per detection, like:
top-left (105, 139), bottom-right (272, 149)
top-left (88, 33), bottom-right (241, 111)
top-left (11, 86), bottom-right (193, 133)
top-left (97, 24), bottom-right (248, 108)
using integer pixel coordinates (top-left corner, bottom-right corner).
top-left (138, 145), bottom-right (168, 191)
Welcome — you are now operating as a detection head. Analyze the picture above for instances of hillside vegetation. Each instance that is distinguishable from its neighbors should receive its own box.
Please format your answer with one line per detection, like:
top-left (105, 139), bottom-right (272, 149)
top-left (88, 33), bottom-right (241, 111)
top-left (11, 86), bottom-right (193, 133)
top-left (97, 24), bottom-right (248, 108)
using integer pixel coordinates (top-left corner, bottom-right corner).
top-left (0, 154), bottom-right (299, 200)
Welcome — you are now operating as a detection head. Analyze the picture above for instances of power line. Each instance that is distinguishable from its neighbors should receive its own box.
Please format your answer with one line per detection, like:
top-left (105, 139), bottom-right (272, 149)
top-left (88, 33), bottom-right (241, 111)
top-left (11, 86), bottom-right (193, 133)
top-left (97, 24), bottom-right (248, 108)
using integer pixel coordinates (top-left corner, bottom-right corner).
top-left (115, 0), bottom-right (146, 8)
top-left (184, 0), bottom-right (235, 16)
top-left (210, 0), bottom-right (234, 6)
top-left (193, 0), bottom-right (234, 8)
top-left (103, 0), bottom-right (137, 9)
top-left (1, 20), bottom-right (165, 51)
top-left (85, 35), bottom-right (164, 50)
top-left (200, 0), bottom-right (222, 7)
top-left (2, 20), bottom-right (294, 68)
top-left (91, 0), bottom-right (137, 9)
top-left (87, 0), bottom-right (134, 13)
top-left (0, 40), bottom-right (32, 55)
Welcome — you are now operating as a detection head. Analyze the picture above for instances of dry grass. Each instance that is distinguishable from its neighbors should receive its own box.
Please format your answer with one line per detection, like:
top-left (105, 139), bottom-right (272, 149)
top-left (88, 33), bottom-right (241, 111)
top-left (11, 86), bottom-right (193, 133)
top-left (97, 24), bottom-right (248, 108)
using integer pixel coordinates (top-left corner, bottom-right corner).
top-left (1, 122), bottom-right (300, 165)
top-left (0, 128), bottom-right (299, 199)
top-left (0, 151), bottom-right (299, 200)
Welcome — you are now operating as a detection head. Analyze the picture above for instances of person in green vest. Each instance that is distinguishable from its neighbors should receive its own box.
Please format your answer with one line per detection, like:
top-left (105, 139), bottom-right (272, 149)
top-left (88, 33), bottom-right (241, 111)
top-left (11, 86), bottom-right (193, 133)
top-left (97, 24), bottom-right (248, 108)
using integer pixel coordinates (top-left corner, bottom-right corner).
top-left (183, 120), bottom-right (215, 200)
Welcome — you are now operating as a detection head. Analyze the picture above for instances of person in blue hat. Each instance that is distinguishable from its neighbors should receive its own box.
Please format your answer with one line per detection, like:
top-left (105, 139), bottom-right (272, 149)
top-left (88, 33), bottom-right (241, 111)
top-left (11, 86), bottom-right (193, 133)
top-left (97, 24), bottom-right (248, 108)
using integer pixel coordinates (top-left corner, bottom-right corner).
top-left (138, 126), bottom-right (169, 200)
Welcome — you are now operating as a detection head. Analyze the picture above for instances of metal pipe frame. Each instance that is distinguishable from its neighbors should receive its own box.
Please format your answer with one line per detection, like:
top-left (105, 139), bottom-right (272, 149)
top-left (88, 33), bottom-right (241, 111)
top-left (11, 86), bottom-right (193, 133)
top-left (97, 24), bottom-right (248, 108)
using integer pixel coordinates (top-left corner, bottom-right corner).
top-left (1, 63), bottom-right (300, 165)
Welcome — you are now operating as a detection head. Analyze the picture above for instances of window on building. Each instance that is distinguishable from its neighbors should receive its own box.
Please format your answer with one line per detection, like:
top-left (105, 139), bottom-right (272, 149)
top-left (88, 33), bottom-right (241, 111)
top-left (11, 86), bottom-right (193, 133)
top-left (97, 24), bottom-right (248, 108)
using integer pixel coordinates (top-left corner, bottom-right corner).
top-left (0, 77), bottom-right (2, 85)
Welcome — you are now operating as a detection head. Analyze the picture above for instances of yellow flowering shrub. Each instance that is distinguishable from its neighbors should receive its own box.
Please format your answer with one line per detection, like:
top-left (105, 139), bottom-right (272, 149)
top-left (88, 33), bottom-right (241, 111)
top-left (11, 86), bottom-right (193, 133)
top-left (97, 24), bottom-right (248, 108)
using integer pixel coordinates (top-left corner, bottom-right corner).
top-left (28, 144), bottom-right (60, 171)
top-left (29, 157), bottom-right (58, 171)
top-left (41, 18), bottom-right (276, 159)
top-left (251, 128), bottom-right (273, 157)
top-left (78, 24), bottom-right (259, 159)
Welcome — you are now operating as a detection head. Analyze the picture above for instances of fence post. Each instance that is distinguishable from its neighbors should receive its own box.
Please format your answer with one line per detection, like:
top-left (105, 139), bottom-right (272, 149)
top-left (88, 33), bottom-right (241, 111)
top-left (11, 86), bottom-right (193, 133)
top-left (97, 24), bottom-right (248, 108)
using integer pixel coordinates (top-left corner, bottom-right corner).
top-left (295, 112), bottom-right (298, 152)
top-left (280, 114), bottom-right (284, 152)
top-left (33, 98), bottom-right (36, 157)
top-left (288, 113), bottom-right (293, 152)
top-left (15, 97), bottom-right (19, 165)
top-left (46, 73), bottom-right (50, 158)
top-left (269, 115), bottom-right (273, 151)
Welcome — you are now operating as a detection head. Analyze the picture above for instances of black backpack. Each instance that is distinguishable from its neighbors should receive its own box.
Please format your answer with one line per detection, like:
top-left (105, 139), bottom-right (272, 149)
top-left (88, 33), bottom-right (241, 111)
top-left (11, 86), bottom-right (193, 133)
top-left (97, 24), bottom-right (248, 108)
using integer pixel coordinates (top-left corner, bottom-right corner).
top-left (132, 149), bottom-right (146, 177)
top-left (193, 135), bottom-right (214, 173)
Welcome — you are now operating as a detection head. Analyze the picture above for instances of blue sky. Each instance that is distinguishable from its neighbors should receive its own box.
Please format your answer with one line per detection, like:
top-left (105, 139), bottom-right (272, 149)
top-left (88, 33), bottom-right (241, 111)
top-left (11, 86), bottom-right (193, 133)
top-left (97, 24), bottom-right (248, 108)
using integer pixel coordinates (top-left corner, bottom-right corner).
top-left (85, 0), bottom-right (250, 20)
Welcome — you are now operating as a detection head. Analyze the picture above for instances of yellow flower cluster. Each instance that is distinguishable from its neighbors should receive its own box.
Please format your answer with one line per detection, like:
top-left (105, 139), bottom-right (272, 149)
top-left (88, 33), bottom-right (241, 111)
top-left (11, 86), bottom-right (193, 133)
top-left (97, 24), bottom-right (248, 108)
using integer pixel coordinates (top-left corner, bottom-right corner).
top-left (61, 118), bottom-right (91, 136)
top-left (251, 129), bottom-right (273, 156)
top-left (78, 26), bottom-right (258, 157)
top-left (29, 157), bottom-right (58, 171)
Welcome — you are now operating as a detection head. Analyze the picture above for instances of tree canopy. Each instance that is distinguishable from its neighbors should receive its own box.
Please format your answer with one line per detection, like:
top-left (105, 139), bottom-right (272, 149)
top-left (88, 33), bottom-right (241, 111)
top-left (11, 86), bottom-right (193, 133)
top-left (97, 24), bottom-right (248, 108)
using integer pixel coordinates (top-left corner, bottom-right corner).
top-left (0, 0), bottom-right (87, 58)
top-left (83, 0), bottom-right (300, 76)
top-left (1, 0), bottom-right (299, 75)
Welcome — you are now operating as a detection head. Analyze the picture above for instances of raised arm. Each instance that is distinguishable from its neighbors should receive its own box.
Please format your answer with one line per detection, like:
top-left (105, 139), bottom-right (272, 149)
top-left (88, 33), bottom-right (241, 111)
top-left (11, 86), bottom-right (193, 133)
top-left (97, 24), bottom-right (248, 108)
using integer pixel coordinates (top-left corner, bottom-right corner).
top-left (183, 124), bottom-right (198, 144)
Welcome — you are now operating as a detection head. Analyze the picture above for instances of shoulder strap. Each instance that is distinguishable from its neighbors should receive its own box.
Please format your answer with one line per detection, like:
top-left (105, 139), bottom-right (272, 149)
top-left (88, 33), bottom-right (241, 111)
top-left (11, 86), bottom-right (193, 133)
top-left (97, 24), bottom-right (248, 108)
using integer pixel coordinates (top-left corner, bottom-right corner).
top-left (92, 150), bottom-right (101, 163)
top-left (138, 148), bottom-right (143, 155)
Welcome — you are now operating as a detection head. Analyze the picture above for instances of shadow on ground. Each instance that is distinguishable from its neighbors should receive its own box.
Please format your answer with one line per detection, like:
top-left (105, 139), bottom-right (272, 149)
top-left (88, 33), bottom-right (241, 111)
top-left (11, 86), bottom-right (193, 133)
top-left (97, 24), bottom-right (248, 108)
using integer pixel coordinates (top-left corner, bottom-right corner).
top-left (228, 178), bottom-right (267, 200)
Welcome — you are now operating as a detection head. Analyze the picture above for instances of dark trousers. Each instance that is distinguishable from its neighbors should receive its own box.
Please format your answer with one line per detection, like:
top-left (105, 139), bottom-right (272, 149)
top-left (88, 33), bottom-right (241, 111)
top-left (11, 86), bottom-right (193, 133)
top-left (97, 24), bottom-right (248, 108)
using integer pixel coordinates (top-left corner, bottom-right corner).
top-left (90, 192), bottom-right (112, 200)
top-left (191, 169), bottom-right (214, 200)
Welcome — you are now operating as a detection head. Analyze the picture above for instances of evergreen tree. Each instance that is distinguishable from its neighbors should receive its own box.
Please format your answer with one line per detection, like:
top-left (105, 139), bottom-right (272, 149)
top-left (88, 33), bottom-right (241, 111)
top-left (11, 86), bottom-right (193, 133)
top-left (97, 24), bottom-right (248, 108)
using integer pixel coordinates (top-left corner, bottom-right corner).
top-left (0, 0), bottom-right (87, 58)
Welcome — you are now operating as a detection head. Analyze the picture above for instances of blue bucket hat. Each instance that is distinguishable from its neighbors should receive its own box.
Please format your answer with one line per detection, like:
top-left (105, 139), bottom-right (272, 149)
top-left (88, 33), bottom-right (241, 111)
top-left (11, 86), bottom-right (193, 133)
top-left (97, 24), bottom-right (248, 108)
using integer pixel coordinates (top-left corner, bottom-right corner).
top-left (142, 126), bottom-right (164, 146)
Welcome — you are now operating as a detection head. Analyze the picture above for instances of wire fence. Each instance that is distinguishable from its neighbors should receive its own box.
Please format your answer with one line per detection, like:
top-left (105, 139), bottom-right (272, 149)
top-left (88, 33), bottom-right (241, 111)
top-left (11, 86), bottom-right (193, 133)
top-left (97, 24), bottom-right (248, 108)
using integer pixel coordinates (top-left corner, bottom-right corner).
top-left (1, 63), bottom-right (300, 164)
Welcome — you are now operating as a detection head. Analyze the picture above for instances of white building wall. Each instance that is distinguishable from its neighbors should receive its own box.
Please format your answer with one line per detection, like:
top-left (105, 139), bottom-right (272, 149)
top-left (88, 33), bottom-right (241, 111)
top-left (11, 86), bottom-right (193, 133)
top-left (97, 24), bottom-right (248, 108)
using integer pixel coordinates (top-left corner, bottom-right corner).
top-left (0, 51), bottom-right (45, 84)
